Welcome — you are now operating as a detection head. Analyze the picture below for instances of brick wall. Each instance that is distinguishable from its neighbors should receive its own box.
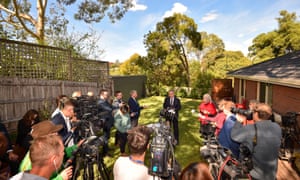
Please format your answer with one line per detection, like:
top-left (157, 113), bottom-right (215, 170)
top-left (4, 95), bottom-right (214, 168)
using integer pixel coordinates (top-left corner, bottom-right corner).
top-left (245, 80), bottom-right (257, 102)
top-left (272, 84), bottom-right (300, 114)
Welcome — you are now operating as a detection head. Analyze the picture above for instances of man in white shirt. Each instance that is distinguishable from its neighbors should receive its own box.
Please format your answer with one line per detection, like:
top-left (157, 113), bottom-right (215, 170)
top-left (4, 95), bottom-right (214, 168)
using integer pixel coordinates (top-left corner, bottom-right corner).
top-left (52, 97), bottom-right (75, 147)
top-left (113, 126), bottom-right (155, 180)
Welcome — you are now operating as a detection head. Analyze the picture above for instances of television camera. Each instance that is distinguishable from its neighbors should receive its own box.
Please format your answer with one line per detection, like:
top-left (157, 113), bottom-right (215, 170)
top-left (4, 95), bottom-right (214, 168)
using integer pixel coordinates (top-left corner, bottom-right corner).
top-left (230, 107), bottom-right (252, 117)
top-left (66, 95), bottom-right (109, 180)
top-left (147, 110), bottom-right (180, 180)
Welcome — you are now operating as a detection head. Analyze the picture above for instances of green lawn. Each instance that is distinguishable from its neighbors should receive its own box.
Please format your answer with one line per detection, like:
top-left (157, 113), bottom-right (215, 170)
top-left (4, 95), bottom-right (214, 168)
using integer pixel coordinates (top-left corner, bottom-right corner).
top-left (104, 96), bottom-right (203, 176)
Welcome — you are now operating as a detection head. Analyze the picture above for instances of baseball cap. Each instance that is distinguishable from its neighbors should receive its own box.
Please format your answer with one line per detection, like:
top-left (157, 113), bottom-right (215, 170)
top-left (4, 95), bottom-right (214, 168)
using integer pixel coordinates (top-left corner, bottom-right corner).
top-left (31, 120), bottom-right (63, 139)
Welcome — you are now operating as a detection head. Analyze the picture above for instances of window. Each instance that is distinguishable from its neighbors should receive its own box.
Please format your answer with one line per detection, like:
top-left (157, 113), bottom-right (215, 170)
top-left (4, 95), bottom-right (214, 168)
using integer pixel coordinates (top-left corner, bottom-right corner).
top-left (258, 82), bottom-right (273, 105)
top-left (239, 79), bottom-right (246, 101)
top-left (240, 79), bottom-right (245, 96)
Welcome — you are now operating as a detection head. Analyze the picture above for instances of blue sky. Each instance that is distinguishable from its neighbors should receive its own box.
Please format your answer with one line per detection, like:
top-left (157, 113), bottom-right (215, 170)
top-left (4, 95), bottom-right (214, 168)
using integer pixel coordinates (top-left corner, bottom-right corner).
top-left (64, 0), bottom-right (300, 62)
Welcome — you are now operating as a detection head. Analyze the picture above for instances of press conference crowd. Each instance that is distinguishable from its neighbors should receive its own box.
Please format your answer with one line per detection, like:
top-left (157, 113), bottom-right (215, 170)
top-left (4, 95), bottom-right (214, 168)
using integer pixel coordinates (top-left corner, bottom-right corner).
top-left (0, 89), bottom-right (282, 180)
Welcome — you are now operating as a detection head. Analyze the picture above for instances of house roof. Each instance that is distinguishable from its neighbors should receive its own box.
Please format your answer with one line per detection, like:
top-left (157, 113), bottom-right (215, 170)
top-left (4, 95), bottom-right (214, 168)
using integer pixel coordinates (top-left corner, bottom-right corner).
top-left (227, 51), bottom-right (300, 88)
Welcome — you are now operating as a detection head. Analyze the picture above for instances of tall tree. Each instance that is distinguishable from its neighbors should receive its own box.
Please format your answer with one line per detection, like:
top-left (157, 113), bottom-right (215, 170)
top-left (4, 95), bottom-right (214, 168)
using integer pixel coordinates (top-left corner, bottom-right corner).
top-left (249, 10), bottom-right (300, 62)
top-left (142, 13), bottom-right (202, 88)
top-left (119, 53), bottom-right (143, 75)
top-left (210, 51), bottom-right (251, 78)
top-left (199, 32), bottom-right (225, 71)
top-left (0, 0), bottom-right (133, 44)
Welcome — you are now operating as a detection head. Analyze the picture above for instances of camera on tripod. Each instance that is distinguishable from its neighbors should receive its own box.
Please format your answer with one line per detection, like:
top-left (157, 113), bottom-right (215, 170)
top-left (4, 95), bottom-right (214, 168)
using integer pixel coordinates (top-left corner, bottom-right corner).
top-left (147, 111), bottom-right (180, 179)
top-left (231, 107), bottom-right (252, 117)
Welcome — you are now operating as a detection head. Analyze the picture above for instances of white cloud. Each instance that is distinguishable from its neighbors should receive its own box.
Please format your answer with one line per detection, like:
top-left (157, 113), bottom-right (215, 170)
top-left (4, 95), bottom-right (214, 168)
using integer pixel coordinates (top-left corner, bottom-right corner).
top-left (129, 0), bottom-right (147, 11)
top-left (163, 2), bottom-right (188, 18)
top-left (200, 10), bottom-right (219, 23)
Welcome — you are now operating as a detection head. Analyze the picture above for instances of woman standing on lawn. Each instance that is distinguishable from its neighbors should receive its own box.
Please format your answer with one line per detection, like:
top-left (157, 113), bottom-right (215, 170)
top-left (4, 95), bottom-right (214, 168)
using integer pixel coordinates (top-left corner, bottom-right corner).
top-left (114, 104), bottom-right (131, 154)
top-left (198, 94), bottom-right (217, 137)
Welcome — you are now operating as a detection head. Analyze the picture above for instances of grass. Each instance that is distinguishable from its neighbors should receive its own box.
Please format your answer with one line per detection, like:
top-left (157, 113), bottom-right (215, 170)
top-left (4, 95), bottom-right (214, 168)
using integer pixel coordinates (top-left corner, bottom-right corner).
top-left (103, 96), bottom-right (203, 176)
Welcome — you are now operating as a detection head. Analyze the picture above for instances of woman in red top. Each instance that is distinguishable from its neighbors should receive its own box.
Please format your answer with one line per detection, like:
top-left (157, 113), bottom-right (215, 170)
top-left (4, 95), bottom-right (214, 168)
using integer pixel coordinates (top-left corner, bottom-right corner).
top-left (198, 94), bottom-right (217, 137)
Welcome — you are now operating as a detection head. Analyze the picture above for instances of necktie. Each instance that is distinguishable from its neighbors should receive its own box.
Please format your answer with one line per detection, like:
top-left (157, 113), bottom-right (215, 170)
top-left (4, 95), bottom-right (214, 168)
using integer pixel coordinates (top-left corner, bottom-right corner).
top-left (170, 98), bottom-right (174, 106)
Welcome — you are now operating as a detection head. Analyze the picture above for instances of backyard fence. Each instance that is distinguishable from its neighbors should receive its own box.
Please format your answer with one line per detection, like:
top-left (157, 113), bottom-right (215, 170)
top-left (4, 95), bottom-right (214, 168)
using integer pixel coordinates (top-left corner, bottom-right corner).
top-left (0, 39), bottom-right (111, 131)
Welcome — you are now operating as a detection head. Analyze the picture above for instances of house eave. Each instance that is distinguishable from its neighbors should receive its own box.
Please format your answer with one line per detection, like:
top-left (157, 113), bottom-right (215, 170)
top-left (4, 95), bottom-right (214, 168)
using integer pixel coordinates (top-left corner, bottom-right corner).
top-left (228, 75), bottom-right (300, 89)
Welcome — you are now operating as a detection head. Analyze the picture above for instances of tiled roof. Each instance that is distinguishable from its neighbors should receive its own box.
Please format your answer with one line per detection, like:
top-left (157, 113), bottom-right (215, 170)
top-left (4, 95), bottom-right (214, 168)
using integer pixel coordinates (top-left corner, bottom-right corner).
top-left (227, 51), bottom-right (300, 88)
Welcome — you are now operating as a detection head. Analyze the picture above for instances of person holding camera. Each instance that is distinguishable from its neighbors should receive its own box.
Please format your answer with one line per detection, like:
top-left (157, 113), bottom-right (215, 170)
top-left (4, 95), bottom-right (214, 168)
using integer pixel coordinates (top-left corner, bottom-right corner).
top-left (231, 103), bottom-right (281, 180)
top-left (113, 126), bottom-right (155, 180)
top-left (114, 104), bottom-right (131, 154)
top-left (163, 90), bottom-right (181, 145)
top-left (218, 100), bottom-right (240, 158)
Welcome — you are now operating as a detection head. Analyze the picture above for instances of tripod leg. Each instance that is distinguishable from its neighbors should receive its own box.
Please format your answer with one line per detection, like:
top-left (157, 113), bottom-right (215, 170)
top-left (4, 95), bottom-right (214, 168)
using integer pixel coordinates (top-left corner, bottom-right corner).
top-left (97, 157), bottom-right (110, 180)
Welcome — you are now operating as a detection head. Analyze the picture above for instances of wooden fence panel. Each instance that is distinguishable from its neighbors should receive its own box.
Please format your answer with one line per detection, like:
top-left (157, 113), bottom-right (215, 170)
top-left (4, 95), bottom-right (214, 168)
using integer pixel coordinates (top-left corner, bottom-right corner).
top-left (0, 77), bottom-right (111, 132)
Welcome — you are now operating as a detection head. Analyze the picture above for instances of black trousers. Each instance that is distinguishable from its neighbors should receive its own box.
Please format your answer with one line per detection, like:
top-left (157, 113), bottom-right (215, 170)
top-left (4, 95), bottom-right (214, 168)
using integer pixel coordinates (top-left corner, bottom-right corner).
top-left (131, 118), bottom-right (138, 128)
top-left (167, 117), bottom-right (179, 144)
top-left (116, 131), bottom-right (128, 153)
top-left (103, 119), bottom-right (113, 155)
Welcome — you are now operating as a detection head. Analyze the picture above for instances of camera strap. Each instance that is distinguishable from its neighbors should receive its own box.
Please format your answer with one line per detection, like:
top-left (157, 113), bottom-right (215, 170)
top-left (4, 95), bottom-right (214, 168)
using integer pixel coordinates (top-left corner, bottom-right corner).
top-left (252, 124), bottom-right (257, 153)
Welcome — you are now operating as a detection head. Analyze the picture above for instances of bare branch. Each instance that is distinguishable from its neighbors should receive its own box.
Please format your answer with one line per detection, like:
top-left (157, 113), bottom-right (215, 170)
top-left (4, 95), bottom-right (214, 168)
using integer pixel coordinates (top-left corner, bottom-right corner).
top-left (0, 3), bottom-right (37, 25)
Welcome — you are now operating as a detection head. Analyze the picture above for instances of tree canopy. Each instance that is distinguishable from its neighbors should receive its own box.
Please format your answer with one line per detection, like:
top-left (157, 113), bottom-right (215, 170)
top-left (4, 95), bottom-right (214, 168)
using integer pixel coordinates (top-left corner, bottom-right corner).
top-left (141, 13), bottom-right (202, 90)
top-left (119, 53), bottom-right (143, 75)
top-left (249, 10), bottom-right (300, 62)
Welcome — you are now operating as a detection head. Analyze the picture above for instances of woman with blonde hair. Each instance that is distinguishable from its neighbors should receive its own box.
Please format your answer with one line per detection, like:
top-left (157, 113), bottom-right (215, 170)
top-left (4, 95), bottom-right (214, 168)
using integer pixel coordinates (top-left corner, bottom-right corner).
top-left (198, 93), bottom-right (217, 136)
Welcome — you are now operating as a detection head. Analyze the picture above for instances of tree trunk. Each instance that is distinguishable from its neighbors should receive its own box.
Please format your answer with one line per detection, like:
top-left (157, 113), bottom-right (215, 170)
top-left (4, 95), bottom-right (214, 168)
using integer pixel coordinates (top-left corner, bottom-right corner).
top-left (36, 0), bottom-right (47, 44)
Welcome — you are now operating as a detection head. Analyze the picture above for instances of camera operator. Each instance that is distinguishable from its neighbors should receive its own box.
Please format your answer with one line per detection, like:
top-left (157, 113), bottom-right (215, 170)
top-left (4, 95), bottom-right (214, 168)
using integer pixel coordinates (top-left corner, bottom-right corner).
top-left (113, 126), bottom-right (155, 180)
top-left (243, 99), bottom-right (258, 125)
top-left (163, 90), bottom-right (181, 145)
top-left (97, 89), bottom-right (114, 156)
top-left (52, 97), bottom-right (76, 147)
top-left (218, 100), bottom-right (240, 158)
top-left (231, 103), bottom-right (281, 180)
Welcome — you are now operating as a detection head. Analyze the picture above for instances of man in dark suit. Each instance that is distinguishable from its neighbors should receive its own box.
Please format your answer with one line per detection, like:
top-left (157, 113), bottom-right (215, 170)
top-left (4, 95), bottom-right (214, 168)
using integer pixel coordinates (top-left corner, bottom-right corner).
top-left (52, 97), bottom-right (75, 147)
top-left (128, 90), bottom-right (144, 127)
top-left (97, 89), bottom-right (114, 155)
top-left (163, 90), bottom-right (181, 144)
